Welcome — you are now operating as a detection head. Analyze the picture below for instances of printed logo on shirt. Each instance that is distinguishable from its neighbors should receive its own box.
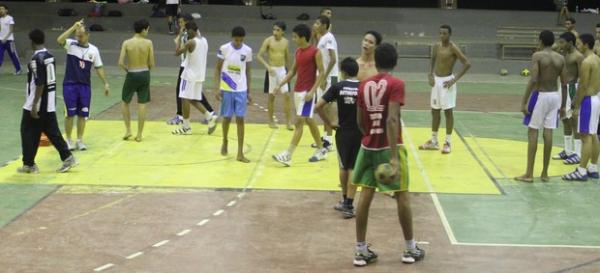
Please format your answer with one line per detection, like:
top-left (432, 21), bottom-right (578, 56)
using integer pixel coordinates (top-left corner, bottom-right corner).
top-left (240, 54), bottom-right (247, 62)
top-left (79, 60), bottom-right (86, 69)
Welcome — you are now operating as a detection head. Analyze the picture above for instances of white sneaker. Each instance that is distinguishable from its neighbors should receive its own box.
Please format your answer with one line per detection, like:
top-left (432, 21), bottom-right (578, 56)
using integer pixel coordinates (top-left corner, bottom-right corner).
top-left (272, 151), bottom-right (291, 167)
top-left (66, 140), bottom-right (75, 151)
top-left (309, 148), bottom-right (328, 162)
top-left (172, 126), bottom-right (192, 135)
top-left (207, 115), bottom-right (218, 135)
top-left (76, 140), bottom-right (87, 151)
top-left (17, 164), bottom-right (39, 174)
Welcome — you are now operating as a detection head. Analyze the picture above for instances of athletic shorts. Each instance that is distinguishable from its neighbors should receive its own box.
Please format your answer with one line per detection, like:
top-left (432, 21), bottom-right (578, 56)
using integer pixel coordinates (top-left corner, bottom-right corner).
top-left (63, 83), bottom-right (91, 117)
top-left (578, 95), bottom-right (600, 134)
top-left (335, 128), bottom-right (362, 170)
top-left (264, 66), bottom-right (289, 94)
top-left (179, 79), bottom-right (203, 101)
top-left (220, 91), bottom-right (247, 118)
top-left (561, 82), bottom-right (577, 119)
top-left (166, 4), bottom-right (179, 16)
top-left (122, 70), bottom-right (150, 104)
top-left (431, 74), bottom-right (457, 110)
top-left (317, 75), bottom-right (338, 98)
top-left (523, 91), bottom-right (560, 129)
top-left (294, 91), bottom-right (317, 118)
top-left (352, 146), bottom-right (410, 193)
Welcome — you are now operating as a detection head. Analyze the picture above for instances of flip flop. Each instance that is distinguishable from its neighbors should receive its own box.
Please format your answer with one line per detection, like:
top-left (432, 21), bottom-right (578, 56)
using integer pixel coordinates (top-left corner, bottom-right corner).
top-left (514, 176), bottom-right (534, 183)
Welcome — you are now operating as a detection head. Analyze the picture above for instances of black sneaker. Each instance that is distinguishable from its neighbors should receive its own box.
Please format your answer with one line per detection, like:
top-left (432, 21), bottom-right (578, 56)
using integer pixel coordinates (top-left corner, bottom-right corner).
top-left (333, 201), bottom-right (355, 219)
top-left (353, 247), bottom-right (378, 267)
top-left (402, 246), bottom-right (425, 264)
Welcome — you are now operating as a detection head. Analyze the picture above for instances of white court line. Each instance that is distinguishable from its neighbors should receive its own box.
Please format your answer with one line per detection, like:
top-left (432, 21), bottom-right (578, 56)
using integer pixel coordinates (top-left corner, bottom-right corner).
top-left (226, 200), bottom-right (237, 207)
top-left (177, 229), bottom-right (191, 236)
top-left (213, 209), bottom-right (224, 216)
top-left (237, 192), bottom-right (246, 199)
top-left (402, 120), bottom-right (458, 244)
top-left (454, 242), bottom-right (600, 249)
top-left (152, 240), bottom-right (170, 248)
top-left (196, 219), bottom-right (210, 226)
top-left (125, 252), bottom-right (144, 260)
top-left (93, 263), bottom-right (114, 272)
top-left (0, 86), bottom-right (22, 91)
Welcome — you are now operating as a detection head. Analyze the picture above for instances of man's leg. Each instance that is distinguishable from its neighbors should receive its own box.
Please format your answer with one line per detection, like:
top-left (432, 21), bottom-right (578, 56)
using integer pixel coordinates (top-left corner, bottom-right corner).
top-left (236, 117), bottom-right (249, 163)
top-left (65, 116), bottom-right (74, 143)
top-left (121, 102), bottom-right (132, 140)
top-left (0, 41), bottom-right (6, 68)
top-left (283, 93), bottom-right (293, 130)
top-left (517, 128), bottom-right (538, 182)
top-left (541, 128), bottom-right (553, 181)
top-left (43, 113), bottom-right (72, 162)
top-left (7, 41), bottom-right (21, 73)
top-left (442, 108), bottom-right (454, 153)
top-left (221, 117), bottom-right (231, 155)
top-left (20, 110), bottom-right (40, 167)
top-left (395, 191), bottom-right (414, 245)
top-left (306, 117), bottom-right (323, 149)
top-left (268, 93), bottom-right (277, 128)
top-left (136, 103), bottom-right (146, 142)
top-left (322, 103), bottom-right (334, 144)
top-left (355, 186), bottom-right (376, 262)
top-left (420, 108), bottom-right (441, 150)
top-left (76, 116), bottom-right (86, 142)
top-left (579, 134), bottom-right (593, 171)
top-left (199, 95), bottom-right (214, 113)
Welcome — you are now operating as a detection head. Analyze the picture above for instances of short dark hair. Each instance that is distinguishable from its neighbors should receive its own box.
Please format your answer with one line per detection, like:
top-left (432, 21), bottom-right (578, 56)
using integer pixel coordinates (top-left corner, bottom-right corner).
top-left (231, 26), bottom-right (245, 37)
top-left (375, 43), bottom-right (397, 70)
top-left (365, 30), bottom-right (382, 45)
top-left (440, 24), bottom-right (452, 35)
top-left (133, 19), bottom-right (150, 33)
top-left (292, 24), bottom-right (311, 42)
top-left (179, 13), bottom-right (194, 22)
top-left (317, 15), bottom-right (330, 30)
top-left (340, 57), bottom-right (358, 77)
top-left (29, 29), bottom-right (45, 45)
top-left (580, 33), bottom-right (595, 49)
top-left (566, 17), bottom-right (576, 24)
top-left (559, 32), bottom-right (576, 46)
top-left (539, 30), bottom-right (555, 47)
top-left (0, 4), bottom-right (7, 9)
top-left (320, 7), bottom-right (332, 14)
top-left (185, 22), bottom-right (198, 33)
top-left (274, 21), bottom-right (286, 32)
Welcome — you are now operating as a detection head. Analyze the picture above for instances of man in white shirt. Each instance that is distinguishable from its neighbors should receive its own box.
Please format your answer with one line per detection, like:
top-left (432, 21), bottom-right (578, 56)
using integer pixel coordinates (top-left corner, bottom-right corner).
top-left (214, 26), bottom-right (252, 163)
top-left (166, 0), bottom-right (180, 34)
top-left (0, 4), bottom-right (22, 75)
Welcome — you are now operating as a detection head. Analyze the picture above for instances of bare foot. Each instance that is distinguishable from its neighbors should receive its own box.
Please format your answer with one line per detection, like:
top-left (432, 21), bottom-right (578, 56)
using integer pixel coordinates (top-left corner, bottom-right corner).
top-left (541, 176), bottom-right (550, 182)
top-left (514, 175), bottom-right (534, 183)
top-left (221, 142), bottom-right (228, 156)
top-left (286, 124), bottom-right (294, 131)
top-left (123, 133), bottom-right (132, 141)
top-left (269, 122), bottom-right (278, 129)
top-left (135, 135), bottom-right (142, 142)
top-left (237, 155), bottom-right (250, 163)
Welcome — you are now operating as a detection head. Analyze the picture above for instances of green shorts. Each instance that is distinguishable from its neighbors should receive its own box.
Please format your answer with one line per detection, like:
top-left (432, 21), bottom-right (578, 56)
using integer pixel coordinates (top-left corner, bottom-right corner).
top-left (122, 71), bottom-right (151, 103)
top-left (568, 82), bottom-right (577, 100)
top-left (352, 145), bottom-right (409, 192)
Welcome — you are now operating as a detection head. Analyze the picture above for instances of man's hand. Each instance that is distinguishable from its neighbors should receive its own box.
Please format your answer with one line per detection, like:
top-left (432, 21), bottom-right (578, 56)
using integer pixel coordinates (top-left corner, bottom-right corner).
top-left (273, 85), bottom-right (281, 94)
top-left (268, 67), bottom-right (276, 77)
top-left (74, 18), bottom-right (84, 29)
top-left (247, 93), bottom-right (252, 105)
top-left (428, 74), bottom-right (435, 87)
top-left (30, 106), bottom-right (39, 119)
top-left (521, 103), bottom-right (529, 116)
top-left (305, 90), bottom-right (315, 102)
top-left (390, 157), bottom-right (400, 178)
top-left (320, 81), bottom-right (327, 91)
top-left (443, 78), bottom-right (456, 89)
top-left (104, 83), bottom-right (110, 96)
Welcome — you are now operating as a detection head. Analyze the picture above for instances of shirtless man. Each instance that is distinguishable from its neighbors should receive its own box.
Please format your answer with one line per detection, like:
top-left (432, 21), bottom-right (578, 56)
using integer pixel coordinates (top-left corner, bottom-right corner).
top-left (419, 25), bottom-right (470, 154)
top-left (565, 17), bottom-right (579, 39)
top-left (554, 32), bottom-right (584, 165)
top-left (356, 31), bottom-right (382, 81)
top-left (563, 34), bottom-right (600, 181)
top-left (257, 21), bottom-right (293, 130)
top-left (516, 30), bottom-right (567, 183)
top-left (118, 19), bottom-right (155, 142)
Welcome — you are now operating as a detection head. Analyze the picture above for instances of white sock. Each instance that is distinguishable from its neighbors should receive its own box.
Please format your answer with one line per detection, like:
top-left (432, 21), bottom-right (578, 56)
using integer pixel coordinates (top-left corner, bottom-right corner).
top-left (177, 114), bottom-right (183, 119)
top-left (204, 111), bottom-right (212, 120)
top-left (183, 118), bottom-right (190, 128)
top-left (445, 135), bottom-right (452, 144)
top-left (577, 167), bottom-right (587, 175)
top-left (77, 138), bottom-right (82, 143)
top-left (575, 139), bottom-right (582, 156)
top-left (323, 135), bottom-right (333, 142)
top-left (406, 239), bottom-right (416, 250)
top-left (588, 164), bottom-right (598, 173)
top-left (564, 135), bottom-right (574, 154)
top-left (431, 132), bottom-right (438, 144)
top-left (356, 241), bottom-right (368, 253)
top-left (287, 144), bottom-right (297, 156)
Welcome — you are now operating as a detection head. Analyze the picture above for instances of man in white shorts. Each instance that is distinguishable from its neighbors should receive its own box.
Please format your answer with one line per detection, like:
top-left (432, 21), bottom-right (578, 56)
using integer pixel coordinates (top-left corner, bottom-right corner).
top-left (257, 21), bottom-right (293, 130)
top-left (419, 25), bottom-right (470, 154)
top-left (171, 22), bottom-right (217, 135)
top-left (563, 33), bottom-right (600, 181)
top-left (516, 30), bottom-right (567, 183)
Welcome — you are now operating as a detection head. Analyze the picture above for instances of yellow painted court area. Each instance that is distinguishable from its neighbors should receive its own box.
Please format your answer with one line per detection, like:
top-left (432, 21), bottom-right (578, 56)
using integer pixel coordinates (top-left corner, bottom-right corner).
top-left (0, 120), bottom-right (555, 195)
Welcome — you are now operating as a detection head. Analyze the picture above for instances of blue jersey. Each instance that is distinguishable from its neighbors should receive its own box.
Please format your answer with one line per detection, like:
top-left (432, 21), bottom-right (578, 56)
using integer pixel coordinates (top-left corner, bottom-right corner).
top-left (62, 39), bottom-right (103, 85)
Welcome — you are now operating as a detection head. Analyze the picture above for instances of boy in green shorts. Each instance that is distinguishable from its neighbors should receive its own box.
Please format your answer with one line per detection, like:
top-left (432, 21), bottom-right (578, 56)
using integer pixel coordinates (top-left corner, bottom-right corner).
top-left (352, 43), bottom-right (425, 267)
top-left (118, 19), bottom-right (155, 142)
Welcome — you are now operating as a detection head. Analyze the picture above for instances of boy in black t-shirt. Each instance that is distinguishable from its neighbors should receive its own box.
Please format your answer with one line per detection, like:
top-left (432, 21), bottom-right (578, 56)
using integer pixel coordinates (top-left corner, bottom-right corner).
top-left (316, 57), bottom-right (360, 218)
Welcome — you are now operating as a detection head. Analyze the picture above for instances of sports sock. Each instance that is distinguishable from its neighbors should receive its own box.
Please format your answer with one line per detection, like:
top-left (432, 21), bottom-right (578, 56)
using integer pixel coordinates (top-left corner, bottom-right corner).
top-left (183, 118), bottom-right (190, 128)
top-left (323, 135), bottom-right (333, 143)
top-left (204, 111), bottom-right (212, 121)
top-left (431, 132), bottom-right (438, 143)
top-left (287, 144), bottom-right (297, 156)
top-left (565, 135), bottom-right (573, 154)
top-left (445, 135), bottom-right (452, 144)
top-left (406, 239), bottom-right (416, 250)
top-left (575, 139), bottom-right (582, 156)
top-left (588, 164), bottom-right (598, 173)
top-left (356, 241), bottom-right (368, 253)
top-left (577, 167), bottom-right (587, 175)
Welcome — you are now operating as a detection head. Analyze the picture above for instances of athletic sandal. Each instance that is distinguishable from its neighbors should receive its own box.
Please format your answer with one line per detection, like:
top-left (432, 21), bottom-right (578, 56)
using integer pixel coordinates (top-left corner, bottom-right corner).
top-left (514, 176), bottom-right (534, 183)
top-left (562, 169), bottom-right (588, 182)
top-left (402, 246), bottom-right (426, 264)
top-left (272, 152), bottom-right (291, 167)
top-left (419, 140), bottom-right (439, 150)
top-left (353, 247), bottom-right (378, 267)
top-left (122, 134), bottom-right (132, 141)
top-left (587, 171), bottom-right (599, 179)
top-left (552, 150), bottom-right (569, 160)
top-left (563, 154), bottom-right (581, 165)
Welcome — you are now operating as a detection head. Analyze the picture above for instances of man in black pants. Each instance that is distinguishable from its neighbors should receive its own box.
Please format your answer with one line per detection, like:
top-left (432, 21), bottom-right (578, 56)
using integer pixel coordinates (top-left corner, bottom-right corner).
top-left (19, 29), bottom-right (77, 174)
top-left (167, 13), bottom-right (217, 125)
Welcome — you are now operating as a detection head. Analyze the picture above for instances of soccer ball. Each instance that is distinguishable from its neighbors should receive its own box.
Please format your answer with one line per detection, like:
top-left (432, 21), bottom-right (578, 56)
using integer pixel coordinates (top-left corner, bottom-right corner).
top-left (499, 68), bottom-right (508, 76)
top-left (521, 68), bottom-right (530, 77)
top-left (375, 163), bottom-right (397, 185)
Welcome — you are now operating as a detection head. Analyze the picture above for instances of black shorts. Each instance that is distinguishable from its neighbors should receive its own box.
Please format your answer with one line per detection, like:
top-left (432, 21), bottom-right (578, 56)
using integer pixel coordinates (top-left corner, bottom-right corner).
top-left (335, 128), bottom-right (362, 170)
top-left (166, 4), bottom-right (179, 16)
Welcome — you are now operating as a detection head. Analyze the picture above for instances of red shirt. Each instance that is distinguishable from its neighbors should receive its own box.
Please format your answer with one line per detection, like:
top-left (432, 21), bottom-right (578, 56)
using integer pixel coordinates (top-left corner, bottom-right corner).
top-left (357, 73), bottom-right (405, 150)
top-left (294, 45), bottom-right (317, 92)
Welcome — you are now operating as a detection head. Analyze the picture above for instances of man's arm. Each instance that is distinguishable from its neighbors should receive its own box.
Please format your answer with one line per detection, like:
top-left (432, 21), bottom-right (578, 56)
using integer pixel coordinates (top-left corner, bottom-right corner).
top-left (95, 67), bottom-right (110, 96)
top-left (307, 50), bottom-right (326, 101)
top-left (574, 60), bottom-right (590, 110)
top-left (214, 59), bottom-right (224, 95)
top-left (356, 106), bottom-right (366, 135)
top-left (285, 40), bottom-right (292, 69)
top-left (118, 41), bottom-right (127, 72)
top-left (315, 86), bottom-right (337, 128)
top-left (559, 60), bottom-right (568, 117)
top-left (256, 38), bottom-right (271, 71)
top-left (428, 43), bottom-right (438, 87)
top-left (446, 42), bottom-right (471, 87)
top-left (276, 61), bottom-right (297, 91)
top-left (521, 53), bottom-right (540, 114)
top-left (246, 61), bottom-right (252, 102)
top-left (387, 100), bottom-right (401, 170)
top-left (57, 19), bottom-right (83, 47)
top-left (175, 39), bottom-right (194, 56)
top-left (147, 41), bottom-right (155, 70)
top-left (318, 48), bottom-right (336, 89)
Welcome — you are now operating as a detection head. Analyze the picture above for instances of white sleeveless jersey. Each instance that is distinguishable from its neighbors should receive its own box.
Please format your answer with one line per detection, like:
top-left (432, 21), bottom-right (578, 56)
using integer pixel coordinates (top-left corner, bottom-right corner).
top-left (181, 36), bottom-right (208, 82)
